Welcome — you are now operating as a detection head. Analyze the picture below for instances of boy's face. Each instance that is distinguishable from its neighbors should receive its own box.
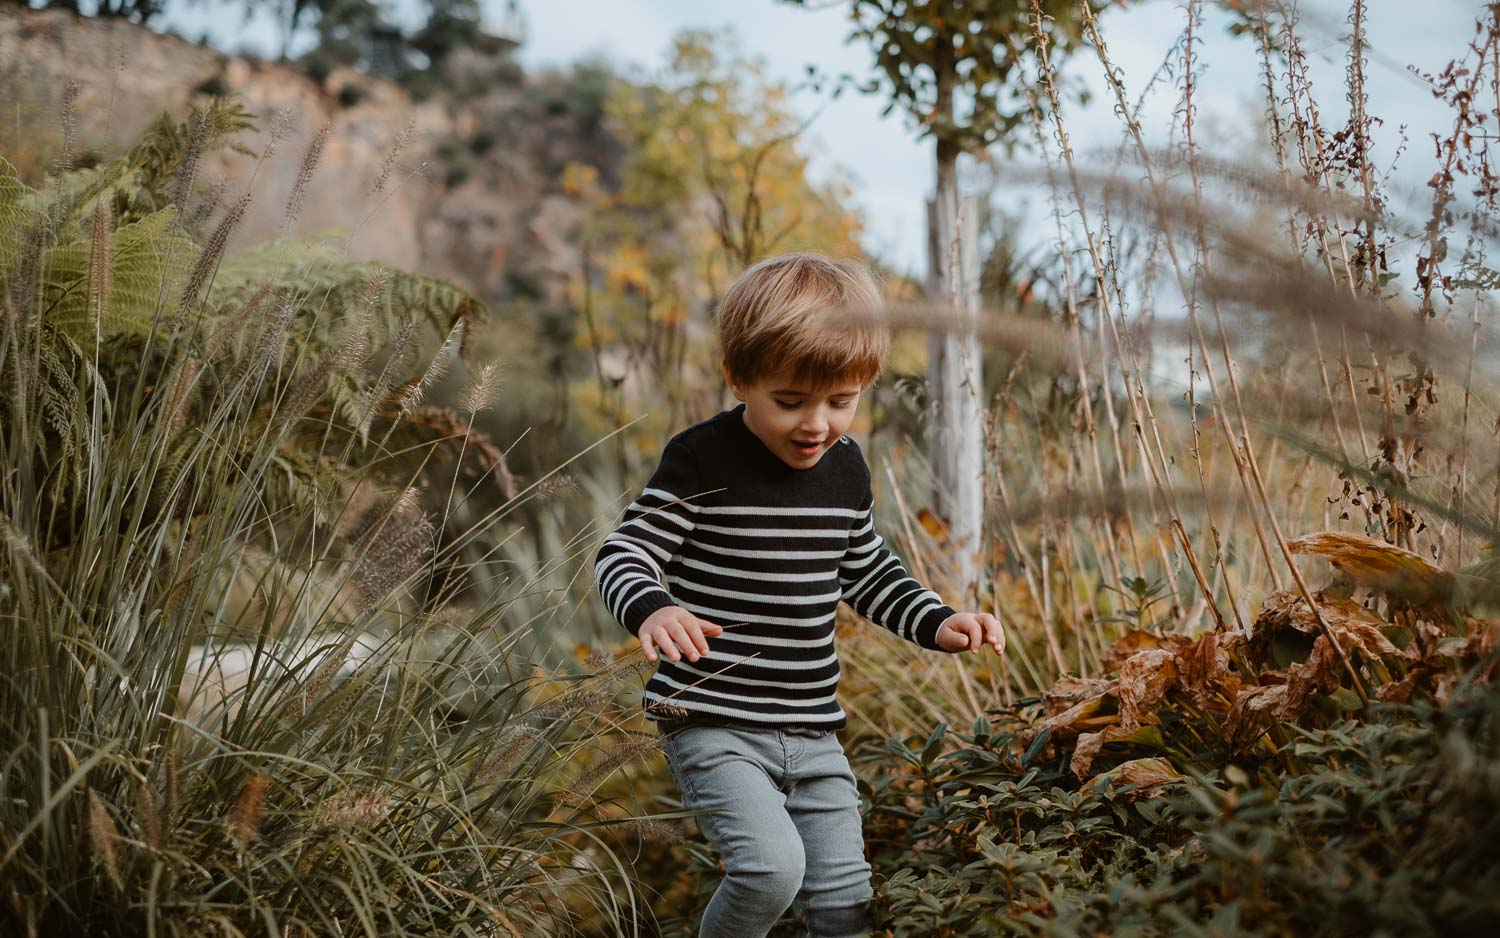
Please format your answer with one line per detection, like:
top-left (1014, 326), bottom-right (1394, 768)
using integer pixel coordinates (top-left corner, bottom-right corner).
top-left (727, 367), bottom-right (863, 470)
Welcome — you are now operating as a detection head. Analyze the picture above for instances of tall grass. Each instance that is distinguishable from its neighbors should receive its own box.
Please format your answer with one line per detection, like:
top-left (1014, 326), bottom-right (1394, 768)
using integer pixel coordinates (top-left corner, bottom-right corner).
top-left (0, 98), bottom-right (670, 936)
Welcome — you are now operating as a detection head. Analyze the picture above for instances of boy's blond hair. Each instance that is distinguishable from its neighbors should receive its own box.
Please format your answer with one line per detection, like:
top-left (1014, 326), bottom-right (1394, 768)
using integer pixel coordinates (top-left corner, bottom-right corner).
top-left (716, 252), bottom-right (889, 391)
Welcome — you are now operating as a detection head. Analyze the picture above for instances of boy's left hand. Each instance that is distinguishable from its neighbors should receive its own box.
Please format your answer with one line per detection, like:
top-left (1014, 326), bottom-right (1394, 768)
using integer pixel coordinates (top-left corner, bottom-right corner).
top-left (935, 612), bottom-right (1006, 656)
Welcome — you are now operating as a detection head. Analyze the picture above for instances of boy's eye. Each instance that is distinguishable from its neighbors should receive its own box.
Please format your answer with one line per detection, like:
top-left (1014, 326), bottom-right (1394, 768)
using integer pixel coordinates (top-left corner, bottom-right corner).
top-left (831, 399), bottom-right (853, 409)
top-left (775, 399), bottom-right (801, 410)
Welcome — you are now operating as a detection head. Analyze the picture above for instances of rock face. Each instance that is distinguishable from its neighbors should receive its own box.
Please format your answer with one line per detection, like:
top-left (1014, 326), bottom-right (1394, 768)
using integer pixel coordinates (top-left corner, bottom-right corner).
top-left (0, 7), bottom-right (606, 303)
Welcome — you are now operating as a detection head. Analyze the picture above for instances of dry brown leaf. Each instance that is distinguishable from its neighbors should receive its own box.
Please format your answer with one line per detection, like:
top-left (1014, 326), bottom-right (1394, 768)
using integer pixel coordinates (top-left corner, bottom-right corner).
top-left (1070, 724), bottom-right (1165, 779)
top-left (1092, 757), bottom-right (1185, 797)
top-left (1036, 692), bottom-right (1118, 742)
top-left (1254, 591), bottom-right (1401, 661)
top-left (1225, 684), bottom-right (1288, 751)
top-left (1042, 675), bottom-right (1116, 718)
top-left (1288, 532), bottom-right (1454, 605)
top-left (1282, 635), bottom-right (1342, 718)
top-left (1116, 648), bottom-right (1178, 731)
top-left (1100, 630), bottom-right (1193, 672)
top-left (1178, 631), bottom-right (1239, 710)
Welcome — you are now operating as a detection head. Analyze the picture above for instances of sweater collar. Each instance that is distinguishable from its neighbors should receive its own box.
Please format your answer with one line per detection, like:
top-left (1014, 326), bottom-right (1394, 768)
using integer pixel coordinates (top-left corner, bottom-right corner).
top-left (720, 401), bottom-right (836, 474)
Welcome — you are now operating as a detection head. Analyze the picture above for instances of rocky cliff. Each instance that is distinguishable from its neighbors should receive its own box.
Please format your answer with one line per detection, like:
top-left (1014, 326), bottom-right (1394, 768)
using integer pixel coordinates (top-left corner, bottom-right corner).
top-left (0, 7), bottom-right (607, 306)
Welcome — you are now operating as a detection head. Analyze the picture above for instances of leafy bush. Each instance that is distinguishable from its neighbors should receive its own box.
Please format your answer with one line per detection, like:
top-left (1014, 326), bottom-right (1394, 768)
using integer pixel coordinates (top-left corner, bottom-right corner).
top-left (841, 559), bottom-right (1500, 938)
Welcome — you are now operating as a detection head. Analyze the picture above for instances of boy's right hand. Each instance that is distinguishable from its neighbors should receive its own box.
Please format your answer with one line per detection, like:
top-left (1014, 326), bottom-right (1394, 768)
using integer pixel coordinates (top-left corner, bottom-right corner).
top-left (638, 606), bottom-right (724, 663)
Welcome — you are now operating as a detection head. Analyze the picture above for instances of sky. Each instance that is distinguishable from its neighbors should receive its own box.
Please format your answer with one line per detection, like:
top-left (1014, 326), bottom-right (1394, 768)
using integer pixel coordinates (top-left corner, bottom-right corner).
top-left (155, 0), bottom-right (1484, 276)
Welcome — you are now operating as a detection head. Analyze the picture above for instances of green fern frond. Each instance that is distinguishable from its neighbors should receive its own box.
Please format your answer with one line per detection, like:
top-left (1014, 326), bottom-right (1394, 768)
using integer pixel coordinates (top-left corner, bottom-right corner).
top-left (0, 157), bottom-right (45, 274)
top-left (42, 207), bottom-right (195, 341)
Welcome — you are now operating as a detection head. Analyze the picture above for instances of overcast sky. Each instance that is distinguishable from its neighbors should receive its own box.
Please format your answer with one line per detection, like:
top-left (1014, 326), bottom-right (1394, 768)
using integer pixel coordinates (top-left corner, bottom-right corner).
top-left (157, 0), bottom-right (1483, 275)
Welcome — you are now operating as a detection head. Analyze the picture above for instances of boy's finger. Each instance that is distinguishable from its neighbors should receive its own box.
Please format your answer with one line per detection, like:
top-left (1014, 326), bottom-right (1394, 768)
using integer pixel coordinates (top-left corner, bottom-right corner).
top-left (666, 620), bottom-right (699, 661)
top-left (684, 619), bottom-right (711, 656)
top-left (653, 625), bottom-right (680, 662)
top-left (640, 632), bottom-right (658, 663)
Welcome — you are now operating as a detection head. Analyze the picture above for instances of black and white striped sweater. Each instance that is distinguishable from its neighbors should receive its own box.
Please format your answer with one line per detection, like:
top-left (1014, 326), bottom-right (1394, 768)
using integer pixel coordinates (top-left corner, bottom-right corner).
top-left (593, 402), bottom-right (957, 730)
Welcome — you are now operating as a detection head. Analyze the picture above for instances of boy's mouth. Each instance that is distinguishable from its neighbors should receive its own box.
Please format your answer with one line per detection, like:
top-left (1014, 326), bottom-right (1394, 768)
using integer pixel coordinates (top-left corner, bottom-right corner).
top-left (790, 438), bottom-right (824, 458)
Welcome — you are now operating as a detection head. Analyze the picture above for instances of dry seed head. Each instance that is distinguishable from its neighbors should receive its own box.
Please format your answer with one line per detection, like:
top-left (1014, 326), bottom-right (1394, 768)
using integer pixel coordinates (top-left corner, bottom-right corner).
top-left (263, 107), bottom-right (295, 161)
top-left (351, 508), bottom-right (436, 610)
top-left (358, 318), bottom-right (419, 434)
top-left (228, 773), bottom-right (270, 847)
top-left (460, 362), bottom-right (502, 415)
top-left (291, 652), bottom-right (347, 723)
top-left (335, 268), bottom-right (384, 374)
top-left (646, 701), bottom-right (692, 720)
top-left (370, 120), bottom-right (415, 196)
top-left (284, 123), bottom-right (330, 232)
top-left (275, 357), bottom-right (334, 429)
top-left (615, 817), bottom-right (685, 844)
top-left (398, 320), bottom-right (464, 415)
top-left (474, 727), bottom-right (537, 786)
top-left (313, 793), bottom-right (389, 830)
top-left (135, 781), bottom-right (162, 851)
top-left (181, 193), bottom-right (252, 315)
top-left (186, 174), bottom-right (228, 231)
top-left (586, 737), bottom-right (659, 779)
top-left (53, 81), bottom-right (80, 176)
top-left (0, 512), bottom-right (48, 581)
top-left (164, 749), bottom-right (180, 821)
top-left (162, 356), bottom-right (204, 439)
top-left (88, 791), bottom-right (124, 891)
top-left (536, 472), bottom-right (579, 503)
top-left (88, 200), bottom-right (111, 327)
top-left (172, 109), bottom-right (209, 213)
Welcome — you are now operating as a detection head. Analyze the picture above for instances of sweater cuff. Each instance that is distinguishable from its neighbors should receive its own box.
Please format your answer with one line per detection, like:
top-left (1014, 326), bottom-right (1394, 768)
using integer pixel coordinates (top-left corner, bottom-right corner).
top-left (621, 588), bottom-right (679, 635)
top-left (911, 602), bottom-right (959, 652)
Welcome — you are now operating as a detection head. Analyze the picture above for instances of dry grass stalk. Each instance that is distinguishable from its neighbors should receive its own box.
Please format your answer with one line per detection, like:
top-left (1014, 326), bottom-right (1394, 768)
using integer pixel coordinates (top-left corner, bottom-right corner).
top-left (283, 123), bottom-right (331, 233)
top-left (171, 108), bottom-right (209, 214)
top-left (0, 511), bottom-right (48, 581)
top-left (180, 193), bottom-right (251, 316)
top-left (611, 817), bottom-right (684, 844)
top-left (348, 487), bottom-right (436, 609)
top-left (312, 792), bottom-right (389, 830)
top-left (87, 199), bottom-right (111, 330)
top-left (87, 791), bottom-right (123, 892)
top-left (228, 773), bottom-right (270, 847)
top-left (369, 120), bottom-right (415, 196)
top-left (162, 356), bottom-right (204, 440)
top-left (460, 362), bottom-right (503, 416)
top-left (474, 727), bottom-right (538, 786)
top-left (51, 80), bottom-right (80, 177)
top-left (396, 324), bottom-right (461, 414)
top-left (185, 174), bottom-right (227, 231)
top-left (135, 780), bottom-right (161, 852)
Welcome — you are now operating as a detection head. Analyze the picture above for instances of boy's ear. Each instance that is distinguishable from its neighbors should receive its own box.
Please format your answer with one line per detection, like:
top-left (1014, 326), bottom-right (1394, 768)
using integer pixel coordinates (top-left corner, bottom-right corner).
top-left (722, 363), bottom-right (745, 400)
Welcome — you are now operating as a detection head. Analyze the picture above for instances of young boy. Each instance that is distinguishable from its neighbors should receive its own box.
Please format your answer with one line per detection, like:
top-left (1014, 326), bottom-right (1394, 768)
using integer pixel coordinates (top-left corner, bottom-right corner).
top-left (594, 252), bottom-right (1005, 938)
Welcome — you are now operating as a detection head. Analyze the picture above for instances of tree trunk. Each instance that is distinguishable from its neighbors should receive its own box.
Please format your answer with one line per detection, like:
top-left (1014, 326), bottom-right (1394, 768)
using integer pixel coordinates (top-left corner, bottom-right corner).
top-left (926, 176), bottom-right (985, 606)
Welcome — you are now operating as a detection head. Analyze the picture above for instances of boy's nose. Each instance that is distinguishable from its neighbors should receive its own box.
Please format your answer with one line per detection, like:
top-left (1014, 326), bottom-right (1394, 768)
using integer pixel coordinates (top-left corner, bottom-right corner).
top-left (801, 415), bottom-right (829, 437)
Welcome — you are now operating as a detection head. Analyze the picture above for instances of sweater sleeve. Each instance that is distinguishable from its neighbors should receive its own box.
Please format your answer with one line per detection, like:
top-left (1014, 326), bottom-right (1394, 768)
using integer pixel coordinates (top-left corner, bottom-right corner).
top-left (594, 438), bottom-right (702, 637)
top-left (837, 461), bottom-right (957, 652)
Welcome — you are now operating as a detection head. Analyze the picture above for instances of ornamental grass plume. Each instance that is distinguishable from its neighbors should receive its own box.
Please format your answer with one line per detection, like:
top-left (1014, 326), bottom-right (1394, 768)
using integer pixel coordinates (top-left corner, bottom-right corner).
top-left (87, 792), bottom-right (123, 893)
top-left (460, 361), bottom-right (503, 416)
top-left (227, 773), bottom-right (270, 848)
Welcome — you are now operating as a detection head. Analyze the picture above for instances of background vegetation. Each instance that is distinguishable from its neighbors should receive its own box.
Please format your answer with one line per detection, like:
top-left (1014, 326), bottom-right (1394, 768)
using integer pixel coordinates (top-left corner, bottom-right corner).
top-left (3, 0), bottom-right (1499, 935)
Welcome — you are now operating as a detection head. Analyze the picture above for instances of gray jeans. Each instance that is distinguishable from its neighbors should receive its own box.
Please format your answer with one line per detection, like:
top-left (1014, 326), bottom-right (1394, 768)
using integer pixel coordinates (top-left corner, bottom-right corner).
top-left (656, 721), bottom-right (875, 938)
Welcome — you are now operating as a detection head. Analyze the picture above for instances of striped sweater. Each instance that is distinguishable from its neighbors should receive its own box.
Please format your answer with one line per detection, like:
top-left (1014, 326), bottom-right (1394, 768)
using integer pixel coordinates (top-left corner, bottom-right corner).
top-left (594, 401), bottom-right (957, 730)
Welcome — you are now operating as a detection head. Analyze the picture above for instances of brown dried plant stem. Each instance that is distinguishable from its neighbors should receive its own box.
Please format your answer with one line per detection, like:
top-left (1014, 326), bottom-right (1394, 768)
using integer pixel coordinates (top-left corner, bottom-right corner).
top-left (1024, 2), bottom-right (1225, 634)
top-left (1074, 0), bottom-right (1369, 699)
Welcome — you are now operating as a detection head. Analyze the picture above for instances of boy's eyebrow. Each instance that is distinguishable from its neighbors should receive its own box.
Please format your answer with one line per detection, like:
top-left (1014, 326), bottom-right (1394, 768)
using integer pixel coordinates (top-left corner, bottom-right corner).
top-left (771, 387), bottom-right (861, 396)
